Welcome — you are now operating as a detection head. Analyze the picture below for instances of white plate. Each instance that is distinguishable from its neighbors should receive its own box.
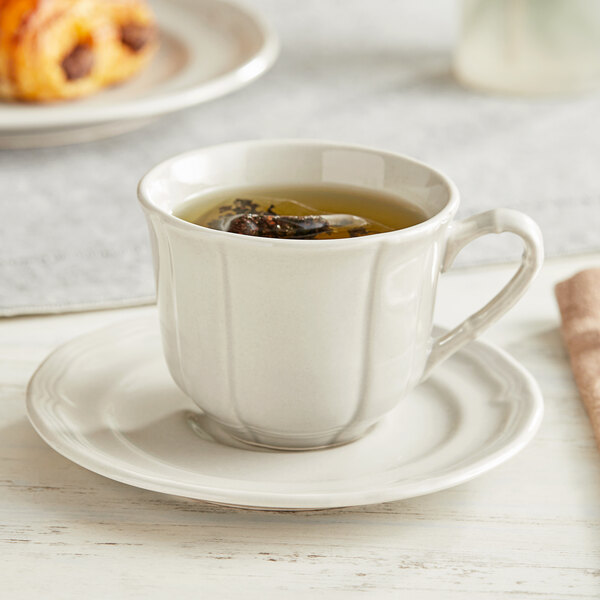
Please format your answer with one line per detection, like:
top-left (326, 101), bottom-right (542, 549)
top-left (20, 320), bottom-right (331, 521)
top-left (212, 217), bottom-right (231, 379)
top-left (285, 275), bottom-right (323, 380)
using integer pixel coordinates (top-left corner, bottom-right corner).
top-left (26, 317), bottom-right (543, 510)
top-left (0, 0), bottom-right (278, 147)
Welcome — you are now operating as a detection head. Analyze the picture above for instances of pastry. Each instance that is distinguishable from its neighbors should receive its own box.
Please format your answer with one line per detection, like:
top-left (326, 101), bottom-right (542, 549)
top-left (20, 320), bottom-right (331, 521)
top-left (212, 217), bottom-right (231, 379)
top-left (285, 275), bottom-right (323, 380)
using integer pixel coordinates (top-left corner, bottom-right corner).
top-left (0, 0), bottom-right (157, 101)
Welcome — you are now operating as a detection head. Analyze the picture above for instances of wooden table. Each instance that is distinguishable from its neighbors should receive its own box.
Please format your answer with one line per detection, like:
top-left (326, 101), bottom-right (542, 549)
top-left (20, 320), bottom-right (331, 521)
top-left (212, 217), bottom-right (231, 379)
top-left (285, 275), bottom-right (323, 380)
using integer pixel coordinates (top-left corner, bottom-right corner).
top-left (2, 254), bottom-right (599, 598)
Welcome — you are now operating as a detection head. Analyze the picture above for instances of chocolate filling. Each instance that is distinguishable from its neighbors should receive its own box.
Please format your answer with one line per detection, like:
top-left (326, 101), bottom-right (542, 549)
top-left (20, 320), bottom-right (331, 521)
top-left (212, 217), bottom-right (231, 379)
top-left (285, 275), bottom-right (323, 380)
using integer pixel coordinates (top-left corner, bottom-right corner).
top-left (61, 44), bottom-right (94, 81)
top-left (120, 23), bottom-right (154, 52)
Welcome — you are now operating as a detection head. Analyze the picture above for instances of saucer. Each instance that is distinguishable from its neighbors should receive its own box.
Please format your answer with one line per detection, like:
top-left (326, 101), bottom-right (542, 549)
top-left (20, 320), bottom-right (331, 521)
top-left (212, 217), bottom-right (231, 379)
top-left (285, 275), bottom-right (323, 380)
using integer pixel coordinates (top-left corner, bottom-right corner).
top-left (26, 317), bottom-right (543, 510)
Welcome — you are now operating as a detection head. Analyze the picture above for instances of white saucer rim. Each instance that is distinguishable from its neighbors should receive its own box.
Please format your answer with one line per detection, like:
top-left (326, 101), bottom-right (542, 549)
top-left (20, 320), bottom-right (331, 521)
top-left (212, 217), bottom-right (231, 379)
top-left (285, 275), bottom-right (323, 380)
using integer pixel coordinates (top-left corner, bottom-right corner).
top-left (26, 317), bottom-right (544, 510)
top-left (0, 0), bottom-right (280, 131)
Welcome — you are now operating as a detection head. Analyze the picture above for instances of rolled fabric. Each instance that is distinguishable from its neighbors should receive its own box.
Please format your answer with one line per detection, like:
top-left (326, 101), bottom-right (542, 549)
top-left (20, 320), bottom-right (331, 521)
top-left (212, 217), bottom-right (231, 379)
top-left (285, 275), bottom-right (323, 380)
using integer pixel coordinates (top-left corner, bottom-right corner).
top-left (0, 0), bottom-right (157, 101)
top-left (555, 268), bottom-right (600, 452)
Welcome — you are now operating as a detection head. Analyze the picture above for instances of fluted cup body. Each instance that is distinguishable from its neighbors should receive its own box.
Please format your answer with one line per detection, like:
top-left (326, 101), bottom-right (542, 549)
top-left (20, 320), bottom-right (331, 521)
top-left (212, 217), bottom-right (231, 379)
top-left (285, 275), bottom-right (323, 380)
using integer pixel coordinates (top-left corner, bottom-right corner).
top-left (138, 140), bottom-right (461, 449)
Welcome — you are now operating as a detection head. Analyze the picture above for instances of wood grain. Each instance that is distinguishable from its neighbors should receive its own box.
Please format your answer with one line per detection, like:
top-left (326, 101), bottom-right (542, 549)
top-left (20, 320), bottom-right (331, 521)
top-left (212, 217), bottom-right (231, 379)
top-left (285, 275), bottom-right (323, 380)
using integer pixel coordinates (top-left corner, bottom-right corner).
top-left (1, 256), bottom-right (600, 599)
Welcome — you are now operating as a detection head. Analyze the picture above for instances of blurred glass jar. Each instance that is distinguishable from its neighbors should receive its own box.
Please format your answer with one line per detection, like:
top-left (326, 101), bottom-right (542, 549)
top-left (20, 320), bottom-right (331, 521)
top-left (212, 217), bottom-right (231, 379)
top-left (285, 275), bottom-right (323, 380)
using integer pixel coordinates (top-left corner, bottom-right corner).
top-left (454, 0), bottom-right (600, 95)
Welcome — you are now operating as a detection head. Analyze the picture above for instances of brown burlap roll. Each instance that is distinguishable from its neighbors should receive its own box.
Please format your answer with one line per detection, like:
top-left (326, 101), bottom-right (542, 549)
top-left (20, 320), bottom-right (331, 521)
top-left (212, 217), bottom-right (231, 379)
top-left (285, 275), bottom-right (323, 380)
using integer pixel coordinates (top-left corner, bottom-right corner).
top-left (556, 268), bottom-right (600, 452)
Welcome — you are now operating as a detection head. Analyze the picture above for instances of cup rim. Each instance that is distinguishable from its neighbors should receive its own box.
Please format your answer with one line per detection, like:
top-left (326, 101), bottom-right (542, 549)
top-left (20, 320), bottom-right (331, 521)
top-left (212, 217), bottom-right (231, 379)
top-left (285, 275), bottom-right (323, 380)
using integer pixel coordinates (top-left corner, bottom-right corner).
top-left (137, 139), bottom-right (460, 246)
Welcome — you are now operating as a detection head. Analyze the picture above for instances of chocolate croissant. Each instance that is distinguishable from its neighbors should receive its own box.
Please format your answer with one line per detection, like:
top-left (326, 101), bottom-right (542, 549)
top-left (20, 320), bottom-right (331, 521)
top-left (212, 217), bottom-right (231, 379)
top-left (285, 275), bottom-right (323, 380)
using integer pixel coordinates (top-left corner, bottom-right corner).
top-left (0, 0), bottom-right (157, 101)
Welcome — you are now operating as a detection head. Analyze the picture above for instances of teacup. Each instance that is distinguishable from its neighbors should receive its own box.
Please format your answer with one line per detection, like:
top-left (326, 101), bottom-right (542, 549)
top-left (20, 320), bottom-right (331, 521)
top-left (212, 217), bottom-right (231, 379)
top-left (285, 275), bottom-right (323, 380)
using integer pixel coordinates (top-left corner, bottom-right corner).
top-left (138, 140), bottom-right (543, 450)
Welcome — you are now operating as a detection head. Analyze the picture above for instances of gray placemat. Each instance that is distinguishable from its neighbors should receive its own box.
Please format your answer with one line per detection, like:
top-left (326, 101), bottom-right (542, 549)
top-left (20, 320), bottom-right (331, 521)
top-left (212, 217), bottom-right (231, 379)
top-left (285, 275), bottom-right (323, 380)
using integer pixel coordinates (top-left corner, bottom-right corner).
top-left (2, 0), bottom-right (600, 316)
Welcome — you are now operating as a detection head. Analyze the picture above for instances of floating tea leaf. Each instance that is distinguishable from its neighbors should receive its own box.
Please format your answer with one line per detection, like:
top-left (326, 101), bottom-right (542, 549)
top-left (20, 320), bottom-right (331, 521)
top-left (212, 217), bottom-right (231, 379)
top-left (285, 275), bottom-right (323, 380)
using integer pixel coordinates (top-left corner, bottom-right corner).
top-left (213, 212), bottom-right (369, 239)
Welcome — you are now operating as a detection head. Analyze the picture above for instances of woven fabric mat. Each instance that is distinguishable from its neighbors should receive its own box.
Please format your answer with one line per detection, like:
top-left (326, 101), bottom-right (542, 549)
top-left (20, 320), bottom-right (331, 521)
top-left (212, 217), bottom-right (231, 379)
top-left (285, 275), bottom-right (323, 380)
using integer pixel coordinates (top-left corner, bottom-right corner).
top-left (2, 0), bottom-right (600, 316)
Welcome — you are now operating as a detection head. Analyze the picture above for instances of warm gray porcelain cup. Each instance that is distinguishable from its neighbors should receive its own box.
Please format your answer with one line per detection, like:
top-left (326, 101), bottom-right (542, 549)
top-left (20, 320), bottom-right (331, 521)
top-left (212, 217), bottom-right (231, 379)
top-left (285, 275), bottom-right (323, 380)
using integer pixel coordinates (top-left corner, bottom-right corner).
top-left (138, 140), bottom-right (544, 450)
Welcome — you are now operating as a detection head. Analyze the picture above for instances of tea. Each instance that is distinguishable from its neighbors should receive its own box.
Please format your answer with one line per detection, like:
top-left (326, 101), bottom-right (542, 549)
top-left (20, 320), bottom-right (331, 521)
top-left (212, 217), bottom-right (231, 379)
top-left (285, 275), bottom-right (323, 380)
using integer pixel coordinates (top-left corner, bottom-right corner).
top-left (174, 184), bottom-right (426, 240)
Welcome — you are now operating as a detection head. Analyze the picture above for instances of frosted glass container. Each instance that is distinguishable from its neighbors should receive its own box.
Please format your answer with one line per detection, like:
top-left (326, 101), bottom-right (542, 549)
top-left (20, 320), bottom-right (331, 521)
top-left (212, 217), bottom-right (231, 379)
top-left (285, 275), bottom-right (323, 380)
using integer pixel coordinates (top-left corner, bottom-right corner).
top-left (454, 0), bottom-right (600, 95)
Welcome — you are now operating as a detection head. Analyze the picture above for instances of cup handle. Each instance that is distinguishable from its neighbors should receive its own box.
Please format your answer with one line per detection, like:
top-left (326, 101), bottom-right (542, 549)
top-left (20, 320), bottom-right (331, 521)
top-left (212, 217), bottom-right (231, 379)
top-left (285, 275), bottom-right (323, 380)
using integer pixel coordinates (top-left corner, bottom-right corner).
top-left (422, 208), bottom-right (544, 379)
